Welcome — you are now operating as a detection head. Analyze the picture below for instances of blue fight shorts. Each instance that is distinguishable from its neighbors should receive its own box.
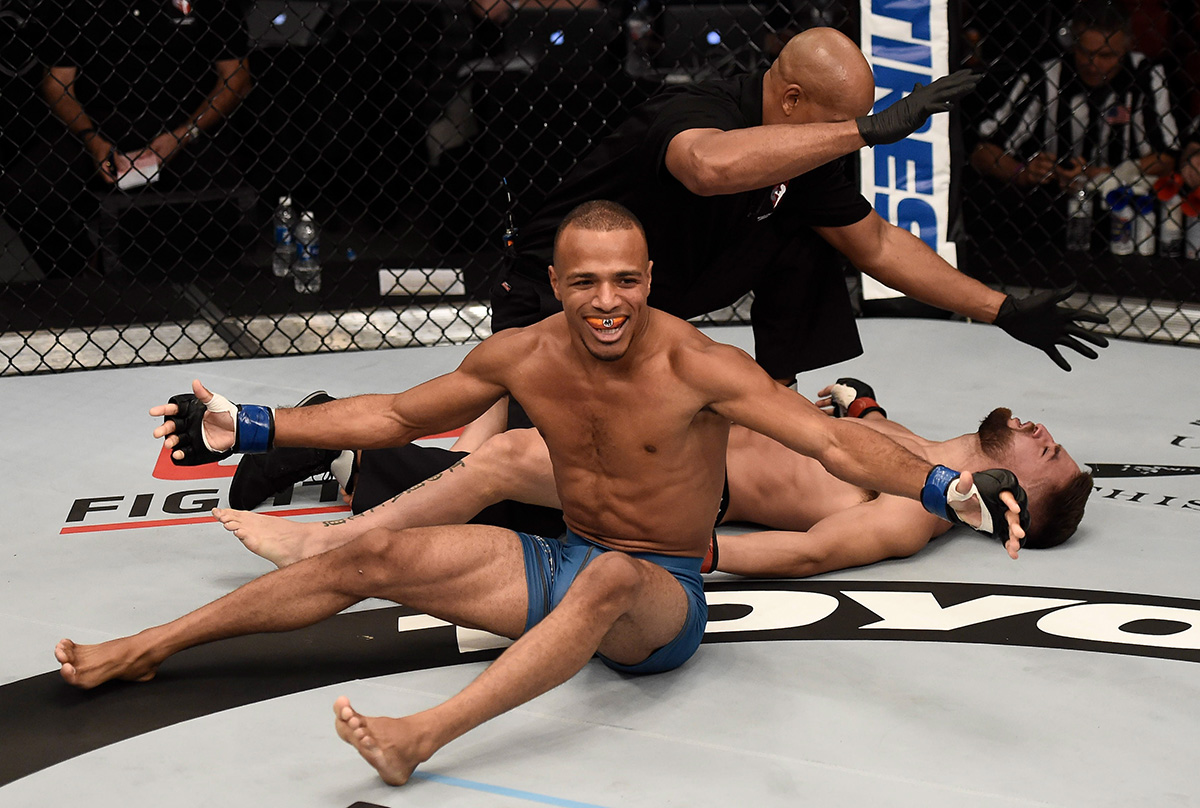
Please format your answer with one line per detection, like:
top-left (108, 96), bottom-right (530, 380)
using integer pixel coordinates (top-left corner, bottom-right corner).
top-left (515, 528), bottom-right (708, 675)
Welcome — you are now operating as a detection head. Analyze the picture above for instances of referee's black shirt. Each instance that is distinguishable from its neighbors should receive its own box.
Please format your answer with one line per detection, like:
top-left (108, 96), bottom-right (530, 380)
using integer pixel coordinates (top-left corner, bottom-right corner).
top-left (497, 70), bottom-right (873, 378)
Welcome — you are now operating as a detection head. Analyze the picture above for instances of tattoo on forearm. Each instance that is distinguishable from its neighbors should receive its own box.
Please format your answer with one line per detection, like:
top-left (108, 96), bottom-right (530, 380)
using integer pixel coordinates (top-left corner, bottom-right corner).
top-left (383, 459), bottom-right (468, 506)
top-left (387, 482), bottom-right (424, 505)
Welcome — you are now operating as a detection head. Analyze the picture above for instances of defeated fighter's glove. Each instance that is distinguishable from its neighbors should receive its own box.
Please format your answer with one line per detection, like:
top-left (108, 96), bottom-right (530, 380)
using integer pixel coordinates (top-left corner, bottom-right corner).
top-left (856, 70), bottom-right (981, 147)
top-left (993, 285), bottom-right (1109, 371)
top-left (827, 378), bottom-right (887, 419)
top-left (921, 465), bottom-right (1030, 547)
top-left (165, 391), bottom-right (275, 466)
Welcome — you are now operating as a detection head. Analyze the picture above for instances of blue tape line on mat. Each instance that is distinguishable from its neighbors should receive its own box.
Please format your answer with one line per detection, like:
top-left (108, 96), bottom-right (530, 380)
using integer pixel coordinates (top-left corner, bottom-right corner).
top-left (410, 771), bottom-right (612, 808)
top-left (921, 464), bottom-right (958, 521)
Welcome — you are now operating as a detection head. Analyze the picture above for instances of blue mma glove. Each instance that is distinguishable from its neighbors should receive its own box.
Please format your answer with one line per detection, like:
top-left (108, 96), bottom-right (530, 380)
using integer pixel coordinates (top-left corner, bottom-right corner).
top-left (827, 378), bottom-right (886, 419)
top-left (165, 391), bottom-right (275, 466)
top-left (921, 465), bottom-right (1031, 546)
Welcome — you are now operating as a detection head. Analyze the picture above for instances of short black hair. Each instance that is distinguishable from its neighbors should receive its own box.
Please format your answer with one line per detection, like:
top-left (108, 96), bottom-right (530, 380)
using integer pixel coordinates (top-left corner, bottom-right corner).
top-left (553, 200), bottom-right (646, 266)
top-left (1070, 0), bottom-right (1130, 36)
top-left (1023, 469), bottom-right (1094, 549)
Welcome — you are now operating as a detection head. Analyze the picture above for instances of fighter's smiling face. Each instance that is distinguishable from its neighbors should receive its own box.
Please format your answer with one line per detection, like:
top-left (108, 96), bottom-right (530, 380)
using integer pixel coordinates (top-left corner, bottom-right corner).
top-left (549, 225), bottom-right (652, 362)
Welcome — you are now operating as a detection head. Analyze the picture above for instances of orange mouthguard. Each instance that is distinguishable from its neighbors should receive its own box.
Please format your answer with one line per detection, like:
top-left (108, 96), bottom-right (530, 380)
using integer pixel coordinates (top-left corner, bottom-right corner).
top-left (585, 316), bottom-right (628, 329)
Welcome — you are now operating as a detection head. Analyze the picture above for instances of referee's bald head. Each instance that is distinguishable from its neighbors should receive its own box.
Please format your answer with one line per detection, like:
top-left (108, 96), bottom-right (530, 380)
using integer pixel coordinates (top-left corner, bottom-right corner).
top-left (765, 28), bottom-right (874, 125)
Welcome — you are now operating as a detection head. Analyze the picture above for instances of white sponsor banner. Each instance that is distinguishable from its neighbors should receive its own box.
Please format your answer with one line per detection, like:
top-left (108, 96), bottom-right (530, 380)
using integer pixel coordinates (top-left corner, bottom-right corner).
top-left (859, 0), bottom-right (955, 300)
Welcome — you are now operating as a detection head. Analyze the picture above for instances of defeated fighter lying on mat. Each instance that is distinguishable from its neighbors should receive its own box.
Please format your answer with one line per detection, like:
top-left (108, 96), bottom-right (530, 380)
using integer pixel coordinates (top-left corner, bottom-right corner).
top-left (216, 378), bottom-right (1092, 575)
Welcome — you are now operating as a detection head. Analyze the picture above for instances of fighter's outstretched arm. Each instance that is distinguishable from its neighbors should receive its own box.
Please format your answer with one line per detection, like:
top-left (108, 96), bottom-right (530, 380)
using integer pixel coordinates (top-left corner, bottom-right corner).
top-left (704, 348), bottom-right (928, 501)
top-left (151, 335), bottom-right (516, 464)
top-left (716, 496), bottom-right (949, 578)
top-left (694, 340), bottom-right (1026, 544)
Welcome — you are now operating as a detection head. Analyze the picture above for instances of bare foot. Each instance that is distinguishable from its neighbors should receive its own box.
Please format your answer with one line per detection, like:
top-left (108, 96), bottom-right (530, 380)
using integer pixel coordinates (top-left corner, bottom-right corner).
top-left (56, 636), bottom-right (161, 690)
top-left (212, 507), bottom-right (326, 567)
top-left (333, 696), bottom-right (433, 786)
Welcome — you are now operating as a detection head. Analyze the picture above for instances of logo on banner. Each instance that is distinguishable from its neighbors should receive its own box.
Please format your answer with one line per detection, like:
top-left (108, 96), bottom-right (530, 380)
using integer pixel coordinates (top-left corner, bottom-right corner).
top-left (60, 428), bottom-right (464, 534)
top-left (860, 0), bottom-right (952, 299)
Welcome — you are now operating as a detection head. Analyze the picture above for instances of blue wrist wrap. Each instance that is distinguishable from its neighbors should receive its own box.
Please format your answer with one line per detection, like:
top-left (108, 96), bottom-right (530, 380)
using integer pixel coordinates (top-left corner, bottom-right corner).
top-left (234, 404), bottom-right (274, 454)
top-left (921, 465), bottom-right (960, 521)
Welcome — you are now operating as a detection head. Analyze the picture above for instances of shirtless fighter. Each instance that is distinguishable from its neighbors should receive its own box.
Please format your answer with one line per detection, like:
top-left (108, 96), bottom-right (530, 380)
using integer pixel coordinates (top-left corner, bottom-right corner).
top-left (56, 201), bottom-right (1027, 786)
top-left (214, 380), bottom-right (1090, 576)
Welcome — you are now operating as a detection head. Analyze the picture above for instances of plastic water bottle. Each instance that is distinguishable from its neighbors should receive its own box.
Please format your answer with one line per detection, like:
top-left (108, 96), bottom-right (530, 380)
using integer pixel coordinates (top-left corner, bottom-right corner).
top-left (1131, 180), bottom-right (1156, 256)
top-left (1158, 192), bottom-right (1184, 257)
top-left (293, 211), bottom-right (321, 293)
top-left (272, 195), bottom-right (296, 278)
top-left (1065, 178), bottom-right (1092, 252)
top-left (1106, 187), bottom-right (1134, 256)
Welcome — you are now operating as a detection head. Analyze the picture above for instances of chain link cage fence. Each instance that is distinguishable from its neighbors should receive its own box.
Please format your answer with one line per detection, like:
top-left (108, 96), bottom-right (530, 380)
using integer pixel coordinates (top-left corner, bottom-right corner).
top-left (1, 0), bottom-right (1197, 375)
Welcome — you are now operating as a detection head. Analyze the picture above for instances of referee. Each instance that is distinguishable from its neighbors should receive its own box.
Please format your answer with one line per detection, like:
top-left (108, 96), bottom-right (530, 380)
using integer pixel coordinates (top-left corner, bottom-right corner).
top-left (496, 27), bottom-right (1105, 385)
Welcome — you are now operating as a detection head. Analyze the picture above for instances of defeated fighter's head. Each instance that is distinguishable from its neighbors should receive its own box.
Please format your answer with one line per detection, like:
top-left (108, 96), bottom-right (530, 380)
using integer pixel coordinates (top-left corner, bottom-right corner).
top-left (977, 407), bottom-right (1092, 549)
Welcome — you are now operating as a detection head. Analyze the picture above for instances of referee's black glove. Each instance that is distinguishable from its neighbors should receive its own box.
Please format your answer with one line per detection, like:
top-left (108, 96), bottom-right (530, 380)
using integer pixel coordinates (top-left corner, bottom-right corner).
top-left (994, 285), bottom-right (1110, 371)
top-left (855, 70), bottom-right (981, 146)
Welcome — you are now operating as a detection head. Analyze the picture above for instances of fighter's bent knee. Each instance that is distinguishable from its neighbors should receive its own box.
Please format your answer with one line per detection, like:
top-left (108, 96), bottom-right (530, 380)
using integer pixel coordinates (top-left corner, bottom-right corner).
top-left (343, 527), bottom-right (402, 567)
top-left (573, 553), bottom-right (643, 608)
top-left (483, 429), bottom-right (542, 472)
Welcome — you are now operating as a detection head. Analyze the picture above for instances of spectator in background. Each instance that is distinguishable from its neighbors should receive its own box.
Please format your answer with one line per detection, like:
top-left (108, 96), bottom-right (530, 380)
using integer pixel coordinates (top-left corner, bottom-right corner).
top-left (966, 0), bottom-right (1178, 269)
top-left (0, 0), bottom-right (251, 276)
top-left (971, 0), bottom-right (1177, 193)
